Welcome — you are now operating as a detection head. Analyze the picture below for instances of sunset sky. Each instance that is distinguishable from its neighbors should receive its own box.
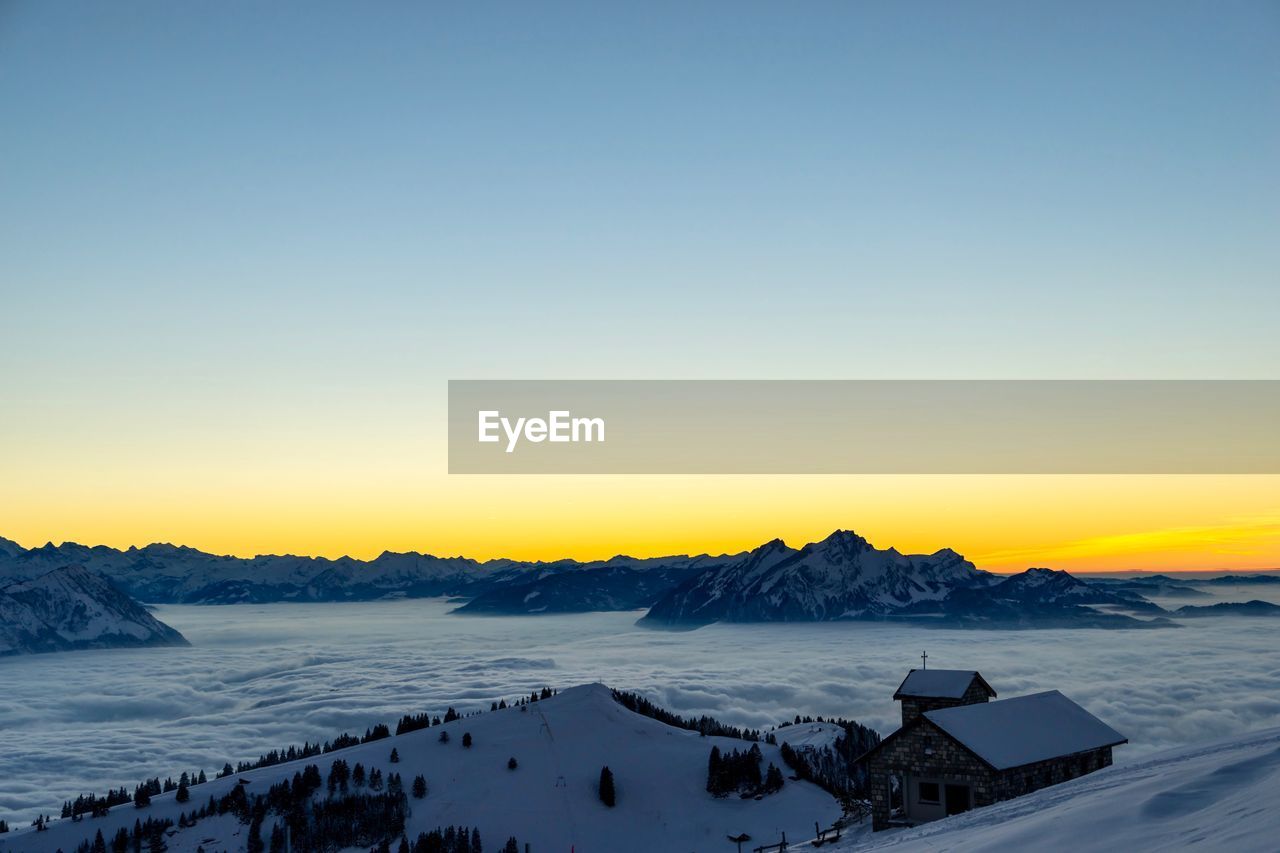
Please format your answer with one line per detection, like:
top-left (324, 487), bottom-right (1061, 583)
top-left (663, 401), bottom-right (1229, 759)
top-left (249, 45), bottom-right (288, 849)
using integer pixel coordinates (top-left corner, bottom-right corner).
top-left (2, 2), bottom-right (1278, 572)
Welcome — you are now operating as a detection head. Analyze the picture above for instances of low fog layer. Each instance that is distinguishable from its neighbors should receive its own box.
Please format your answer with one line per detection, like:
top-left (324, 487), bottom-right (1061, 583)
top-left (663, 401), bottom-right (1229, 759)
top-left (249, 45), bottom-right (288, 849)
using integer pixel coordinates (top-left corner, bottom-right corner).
top-left (2, 594), bottom-right (1279, 822)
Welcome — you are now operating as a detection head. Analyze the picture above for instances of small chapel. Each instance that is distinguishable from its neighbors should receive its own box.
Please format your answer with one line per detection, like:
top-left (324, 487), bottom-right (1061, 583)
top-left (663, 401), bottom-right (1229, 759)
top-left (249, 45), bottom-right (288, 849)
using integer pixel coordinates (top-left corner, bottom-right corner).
top-left (859, 659), bottom-right (1126, 831)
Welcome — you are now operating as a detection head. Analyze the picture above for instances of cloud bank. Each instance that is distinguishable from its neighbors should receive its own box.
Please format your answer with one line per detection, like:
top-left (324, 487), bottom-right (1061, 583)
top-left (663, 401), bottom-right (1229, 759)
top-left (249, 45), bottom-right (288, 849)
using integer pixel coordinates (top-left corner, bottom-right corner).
top-left (2, 596), bottom-right (1279, 823)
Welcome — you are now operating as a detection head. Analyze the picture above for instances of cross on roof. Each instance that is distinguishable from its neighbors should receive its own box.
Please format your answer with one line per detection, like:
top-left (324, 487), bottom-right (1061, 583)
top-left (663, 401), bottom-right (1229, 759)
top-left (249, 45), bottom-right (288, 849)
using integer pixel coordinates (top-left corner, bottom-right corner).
top-left (921, 650), bottom-right (928, 670)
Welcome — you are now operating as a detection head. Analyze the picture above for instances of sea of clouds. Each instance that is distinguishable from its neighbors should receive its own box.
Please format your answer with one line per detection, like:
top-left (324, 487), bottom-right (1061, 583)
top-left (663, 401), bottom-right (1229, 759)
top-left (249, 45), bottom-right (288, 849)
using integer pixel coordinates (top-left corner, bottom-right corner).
top-left (2, 586), bottom-right (1279, 823)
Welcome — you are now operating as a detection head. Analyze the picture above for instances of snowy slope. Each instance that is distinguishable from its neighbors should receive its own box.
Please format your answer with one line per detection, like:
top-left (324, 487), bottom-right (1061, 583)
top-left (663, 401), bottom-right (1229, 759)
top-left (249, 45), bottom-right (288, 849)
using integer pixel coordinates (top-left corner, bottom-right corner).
top-left (839, 725), bottom-right (1280, 852)
top-left (0, 566), bottom-right (188, 656)
top-left (0, 684), bottom-right (839, 853)
top-left (772, 722), bottom-right (845, 753)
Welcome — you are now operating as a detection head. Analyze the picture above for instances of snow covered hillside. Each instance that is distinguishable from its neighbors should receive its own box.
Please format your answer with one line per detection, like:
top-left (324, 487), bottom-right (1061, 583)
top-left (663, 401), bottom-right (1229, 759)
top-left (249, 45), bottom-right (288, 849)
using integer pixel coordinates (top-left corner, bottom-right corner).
top-left (841, 725), bottom-right (1280, 852)
top-left (0, 565), bottom-right (188, 656)
top-left (0, 684), bottom-right (839, 853)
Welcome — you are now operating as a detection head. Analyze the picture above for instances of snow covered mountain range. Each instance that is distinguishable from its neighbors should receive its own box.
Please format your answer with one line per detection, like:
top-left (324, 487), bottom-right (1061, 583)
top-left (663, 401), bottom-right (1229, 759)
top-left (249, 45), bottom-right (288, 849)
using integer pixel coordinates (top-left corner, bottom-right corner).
top-left (640, 531), bottom-right (981, 624)
top-left (1, 532), bottom-right (1271, 629)
top-left (640, 531), bottom-right (1170, 628)
top-left (0, 565), bottom-right (188, 656)
top-left (0, 536), bottom-right (740, 606)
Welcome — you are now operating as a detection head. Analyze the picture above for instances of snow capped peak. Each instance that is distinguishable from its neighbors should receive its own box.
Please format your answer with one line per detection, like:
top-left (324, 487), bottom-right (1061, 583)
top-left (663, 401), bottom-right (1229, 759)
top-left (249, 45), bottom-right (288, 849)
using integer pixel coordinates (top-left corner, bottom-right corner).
top-left (1020, 566), bottom-right (1065, 580)
top-left (12, 562), bottom-right (101, 590)
top-left (642, 533), bottom-right (985, 625)
top-left (0, 565), bottom-right (187, 656)
top-left (810, 529), bottom-right (872, 552)
top-left (1004, 567), bottom-right (1085, 589)
top-left (141, 542), bottom-right (202, 556)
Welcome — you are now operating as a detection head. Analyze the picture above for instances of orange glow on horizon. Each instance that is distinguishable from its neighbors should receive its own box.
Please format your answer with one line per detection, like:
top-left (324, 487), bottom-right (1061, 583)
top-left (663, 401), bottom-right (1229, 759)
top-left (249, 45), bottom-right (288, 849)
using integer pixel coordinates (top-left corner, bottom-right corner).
top-left (3, 470), bottom-right (1278, 575)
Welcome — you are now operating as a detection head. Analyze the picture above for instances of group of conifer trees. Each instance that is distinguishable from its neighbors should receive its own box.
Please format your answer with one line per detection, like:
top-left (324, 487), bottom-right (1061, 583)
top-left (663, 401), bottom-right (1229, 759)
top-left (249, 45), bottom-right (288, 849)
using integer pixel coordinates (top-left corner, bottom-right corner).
top-left (59, 769), bottom-right (212, 822)
top-left (46, 685), bottom-right (558, 832)
top-left (71, 816), bottom-right (173, 853)
top-left (373, 826), bottom-right (525, 853)
top-left (64, 751), bottom-right (522, 853)
top-left (611, 690), bottom-right (763, 740)
top-left (706, 744), bottom-right (784, 798)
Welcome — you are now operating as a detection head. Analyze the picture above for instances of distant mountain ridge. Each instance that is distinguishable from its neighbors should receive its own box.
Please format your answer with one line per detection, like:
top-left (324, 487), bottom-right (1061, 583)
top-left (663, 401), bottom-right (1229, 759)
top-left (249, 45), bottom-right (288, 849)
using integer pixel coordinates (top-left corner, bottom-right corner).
top-left (641, 530), bottom-right (987, 625)
top-left (638, 532), bottom-right (1171, 628)
top-left (2, 533), bottom-right (1274, 629)
top-left (0, 565), bottom-right (189, 656)
top-left (0, 536), bottom-right (743, 606)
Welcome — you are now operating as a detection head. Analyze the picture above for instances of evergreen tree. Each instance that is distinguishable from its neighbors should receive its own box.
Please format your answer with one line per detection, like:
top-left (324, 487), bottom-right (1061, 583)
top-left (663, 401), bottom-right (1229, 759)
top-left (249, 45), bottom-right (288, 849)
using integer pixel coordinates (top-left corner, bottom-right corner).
top-left (353, 763), bottom-right (366, 787)
top-left (598, 766), bottom-right (616, 807)
top-left (462, 732), bottom-right (473, 748)
top-left (507, 757), bottom-right (518, 770)
top-left (134, 785), bottom-right (151, 808)
top-left (247, 812), bottom-right (265, 853)
top-left (747, 744), bottom-right (763, 789)
top-left (390, 747), bottom-right (400, 763)
top-left (412, 775), bottom-right (427, 799)
top-left (503, 838), bottom-right (519, 853)
top-left (269, 824), bottom-right (286, 853)
top-left (328, 759), bottom-right (351, 794)
top-left (175, 781), bottom-right (190, 803)
top-left (439, 730), bottom-right (450, 744)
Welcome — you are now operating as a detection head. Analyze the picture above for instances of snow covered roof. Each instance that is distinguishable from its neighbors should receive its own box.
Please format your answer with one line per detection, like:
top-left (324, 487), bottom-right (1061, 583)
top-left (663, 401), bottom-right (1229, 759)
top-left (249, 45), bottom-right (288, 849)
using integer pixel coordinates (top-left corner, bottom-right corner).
top-left (894, 669), bottom-right (995, 700)
top-left (924, 690), bottom-right (1127, 770)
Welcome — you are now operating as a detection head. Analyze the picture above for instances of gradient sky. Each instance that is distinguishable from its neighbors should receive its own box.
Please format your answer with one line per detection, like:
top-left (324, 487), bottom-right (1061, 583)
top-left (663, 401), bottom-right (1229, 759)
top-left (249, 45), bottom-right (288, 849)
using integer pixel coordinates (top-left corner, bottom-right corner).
top-left (2, 2), bottom-right (1278, 571)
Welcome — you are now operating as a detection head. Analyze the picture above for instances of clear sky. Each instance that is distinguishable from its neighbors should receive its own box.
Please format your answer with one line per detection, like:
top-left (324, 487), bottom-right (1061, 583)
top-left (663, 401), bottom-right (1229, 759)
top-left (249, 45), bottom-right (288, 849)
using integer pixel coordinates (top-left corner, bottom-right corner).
top-left (2, 1), bottom-right (1278, 571)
